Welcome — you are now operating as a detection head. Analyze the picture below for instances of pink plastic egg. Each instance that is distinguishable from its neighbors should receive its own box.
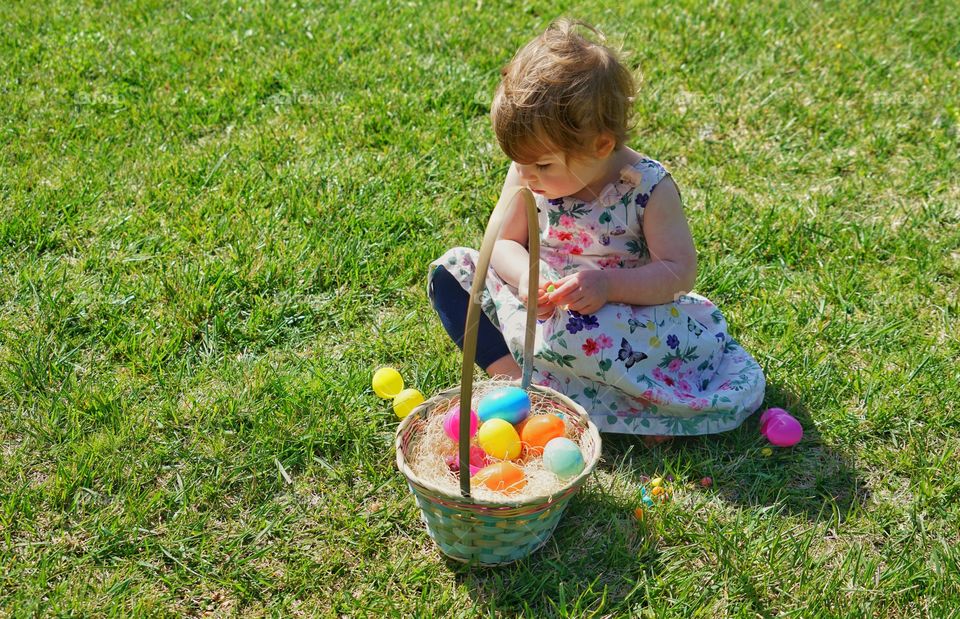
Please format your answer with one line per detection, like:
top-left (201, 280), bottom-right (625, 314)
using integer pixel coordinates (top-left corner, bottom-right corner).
top-left (443, 405), bottom-right (479, 442)
top-left (445, 446), bottom-right (488, 475)
top-left (760, 407), bottom-right (803, 447)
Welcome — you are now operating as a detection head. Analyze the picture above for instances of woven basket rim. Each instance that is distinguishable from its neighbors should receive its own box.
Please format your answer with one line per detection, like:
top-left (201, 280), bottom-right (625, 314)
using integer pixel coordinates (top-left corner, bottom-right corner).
top-left (395, 381), bottom-right (602, 508)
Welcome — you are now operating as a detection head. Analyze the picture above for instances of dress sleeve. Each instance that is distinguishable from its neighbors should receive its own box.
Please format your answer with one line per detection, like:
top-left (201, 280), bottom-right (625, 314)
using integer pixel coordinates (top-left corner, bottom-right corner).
top-left (633, 158), bottom-right (670, 214)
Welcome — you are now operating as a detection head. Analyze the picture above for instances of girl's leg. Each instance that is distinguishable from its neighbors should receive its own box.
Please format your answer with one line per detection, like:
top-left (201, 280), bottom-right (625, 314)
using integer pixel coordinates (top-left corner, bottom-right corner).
top-left (429, 267), bottom-right (521, 378)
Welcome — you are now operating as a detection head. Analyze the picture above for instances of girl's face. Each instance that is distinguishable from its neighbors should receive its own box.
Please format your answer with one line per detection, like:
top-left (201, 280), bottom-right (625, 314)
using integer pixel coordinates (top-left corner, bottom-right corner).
top-left (513, 137), bottom-right (616, 202)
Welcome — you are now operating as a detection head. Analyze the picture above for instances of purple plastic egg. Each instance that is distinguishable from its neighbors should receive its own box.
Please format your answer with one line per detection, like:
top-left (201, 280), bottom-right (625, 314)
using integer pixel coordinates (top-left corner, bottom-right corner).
top-left (443, 405), bottom-right (479, 442)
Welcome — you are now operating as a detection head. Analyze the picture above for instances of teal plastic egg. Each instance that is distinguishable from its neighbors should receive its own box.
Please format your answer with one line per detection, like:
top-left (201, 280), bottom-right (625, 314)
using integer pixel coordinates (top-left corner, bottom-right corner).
top-left (477, 387), bottom-right (530, 425)
top-left (543, 437), bottom-right (585, 479)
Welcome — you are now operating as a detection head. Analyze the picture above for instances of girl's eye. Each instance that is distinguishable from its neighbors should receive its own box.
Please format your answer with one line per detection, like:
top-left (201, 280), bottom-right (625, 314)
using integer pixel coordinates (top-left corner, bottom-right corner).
top-left (536, 164), bottom-right (550, 170)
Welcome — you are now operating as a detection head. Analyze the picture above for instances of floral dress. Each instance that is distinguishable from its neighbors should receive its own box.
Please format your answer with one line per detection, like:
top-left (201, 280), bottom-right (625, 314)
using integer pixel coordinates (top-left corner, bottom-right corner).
top-left (428, 158), bottom-right (766, 435)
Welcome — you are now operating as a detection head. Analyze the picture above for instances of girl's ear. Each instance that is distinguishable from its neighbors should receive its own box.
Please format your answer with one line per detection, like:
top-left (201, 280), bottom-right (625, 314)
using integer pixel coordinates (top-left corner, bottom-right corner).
top-left (593, 133), bottom-right (617, 158)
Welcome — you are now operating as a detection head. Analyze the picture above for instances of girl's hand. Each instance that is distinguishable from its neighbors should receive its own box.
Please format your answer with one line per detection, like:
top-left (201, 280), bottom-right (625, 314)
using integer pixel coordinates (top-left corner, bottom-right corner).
top-left (548, 270), bottom-right (610, 315)
top-left (518, 270), bottom-right (558, 320)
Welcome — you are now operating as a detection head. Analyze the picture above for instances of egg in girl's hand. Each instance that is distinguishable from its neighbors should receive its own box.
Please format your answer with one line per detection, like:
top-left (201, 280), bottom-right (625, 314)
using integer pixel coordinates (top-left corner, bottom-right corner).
top-left (543, 437), bottom-right (585, 479)
top-left (442, 405), bottom-right (479, 442)
top-left (445, 445), bottom-right (488, 475)
top-left (477, 387), bottom-right (530, 425)
top-left (473, 461), bottom-right (527, 494)
top-left (477, 419), bottom-right (522, 460)
top-left (519, 413), bottom-right (566, 455)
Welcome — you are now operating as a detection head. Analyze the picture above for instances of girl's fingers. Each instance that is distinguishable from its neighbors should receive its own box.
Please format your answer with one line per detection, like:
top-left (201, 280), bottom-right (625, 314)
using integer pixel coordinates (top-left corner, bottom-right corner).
top-left (548, 280), bottom-right (579, 304)
top-left (565, 294), bottom-right (587, 312)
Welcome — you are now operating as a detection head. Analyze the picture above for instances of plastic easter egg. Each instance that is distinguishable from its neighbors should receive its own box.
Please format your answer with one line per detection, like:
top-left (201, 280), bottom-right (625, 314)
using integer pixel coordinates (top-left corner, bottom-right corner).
top-left (759, 407), bottom-right (788, 427)
top-left (392, 388), bottom-right (424, 419)
top-left (760, 407), bottom-right (803, 447)
top-left (519, 413), bottom-right (566, 455)
top-left (477, 387), bottom-right (530, 425)
top-left (477, 419), bottom-right (522, 460)
top-left (372, 367), bottom-right (404, 399)
top-left (445, 446), bottom-right (488, 475)
top-left (473, 462), bottom-right (526, 494)
top-left (442, 405), bottom-right (479, 442)
top-left (543, 437), bottom-right (585, 479)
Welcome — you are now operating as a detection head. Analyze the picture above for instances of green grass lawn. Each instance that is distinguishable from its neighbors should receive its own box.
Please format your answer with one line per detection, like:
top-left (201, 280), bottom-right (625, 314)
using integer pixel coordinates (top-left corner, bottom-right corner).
top-left (1, 0), bottom-right (958, 615)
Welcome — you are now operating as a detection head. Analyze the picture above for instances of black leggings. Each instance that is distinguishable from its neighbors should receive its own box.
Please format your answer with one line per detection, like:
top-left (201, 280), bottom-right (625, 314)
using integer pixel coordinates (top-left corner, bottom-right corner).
top-left (429, 266), bottom-right (511, 371)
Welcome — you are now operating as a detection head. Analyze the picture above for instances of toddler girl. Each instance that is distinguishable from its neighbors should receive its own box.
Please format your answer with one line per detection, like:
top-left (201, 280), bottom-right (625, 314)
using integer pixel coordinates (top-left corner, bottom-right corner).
top-left (428, 19), bottom-right (765, 437)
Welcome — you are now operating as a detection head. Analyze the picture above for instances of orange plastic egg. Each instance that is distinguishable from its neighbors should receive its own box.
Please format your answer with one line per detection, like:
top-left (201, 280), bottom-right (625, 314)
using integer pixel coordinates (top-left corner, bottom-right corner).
top-left (473, 462), bottom-right (527, 494)
top-left (519, 413), bottom-right (566, 455)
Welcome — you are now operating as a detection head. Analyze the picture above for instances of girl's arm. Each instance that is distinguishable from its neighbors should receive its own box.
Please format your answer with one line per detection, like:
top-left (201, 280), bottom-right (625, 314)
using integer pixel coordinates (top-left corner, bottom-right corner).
top-left (491, 164), bottom-right (557, 318)
top-left (548, 176), bottom-right (696, 312)
top-left (490, 163), bottom-right (530, 290)
top-left (604, 176), bottom-right (697, 304)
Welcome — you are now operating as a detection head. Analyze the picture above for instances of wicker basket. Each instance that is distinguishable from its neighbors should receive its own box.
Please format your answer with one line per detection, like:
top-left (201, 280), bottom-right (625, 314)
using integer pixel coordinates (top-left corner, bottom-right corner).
top-left (395, 186), bottom-right (602, 566)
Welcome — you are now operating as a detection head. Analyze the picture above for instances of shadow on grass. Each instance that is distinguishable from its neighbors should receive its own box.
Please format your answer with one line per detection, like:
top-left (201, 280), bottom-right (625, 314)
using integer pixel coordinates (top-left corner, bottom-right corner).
top-left (605, 380), bottom-right (870, 523)
top-left (447, 382), bottom-right (867, 614)
top-left (451, 486), bottom-right (661, 615)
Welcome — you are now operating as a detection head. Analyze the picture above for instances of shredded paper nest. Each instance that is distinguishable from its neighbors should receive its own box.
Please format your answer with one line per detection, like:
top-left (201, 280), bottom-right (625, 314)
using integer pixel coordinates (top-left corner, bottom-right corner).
top-left (405, 379), bottom-right (587, 501)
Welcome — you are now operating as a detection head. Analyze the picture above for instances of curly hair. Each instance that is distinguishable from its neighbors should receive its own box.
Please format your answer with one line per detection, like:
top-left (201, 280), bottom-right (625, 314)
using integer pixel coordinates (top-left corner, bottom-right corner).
top-left (491, 19), bottom-right (636, 163)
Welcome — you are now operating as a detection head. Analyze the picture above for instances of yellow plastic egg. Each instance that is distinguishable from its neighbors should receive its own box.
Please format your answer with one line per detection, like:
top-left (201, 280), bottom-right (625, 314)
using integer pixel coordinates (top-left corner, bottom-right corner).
top-left (393, 388), bottom-right (424, 419)
top-left (372, 367), bottom-right (404, 399)
top-left (473, 462), bottom-right (526, 494)
top-left (477, 419), bottom-right (522, 460)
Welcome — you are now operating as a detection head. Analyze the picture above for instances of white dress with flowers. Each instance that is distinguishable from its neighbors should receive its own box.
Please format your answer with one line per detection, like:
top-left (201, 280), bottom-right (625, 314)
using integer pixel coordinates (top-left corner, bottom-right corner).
top-left (428, 157), bottom-right (766, 435)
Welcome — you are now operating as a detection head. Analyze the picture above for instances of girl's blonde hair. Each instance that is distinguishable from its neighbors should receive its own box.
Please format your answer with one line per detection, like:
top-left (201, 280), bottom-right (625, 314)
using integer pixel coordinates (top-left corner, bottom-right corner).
top-left (491, 19), bottom-right (636, 163)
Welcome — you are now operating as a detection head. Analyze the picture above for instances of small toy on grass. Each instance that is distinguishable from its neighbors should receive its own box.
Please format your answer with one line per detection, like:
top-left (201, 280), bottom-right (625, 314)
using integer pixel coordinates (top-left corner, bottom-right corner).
top-left (442, 405), bottom-right (479, 441)
top-left (372, 367), bottom-right (404, 399)
top-left (478, 386), bottom-right (530, 425)
top-left (477, 419), bottom-right (522, 460)
top-left (393, 388), bottom-right (425, 420)
top-left (543, 437), bottom-right (585, 479)
top-left (700, 476), bottom-right (713, 488)
top-left (760, 407), bottom-right (803, 447)
top-left (519, 413), bottom-right (566, 455)
top-left (640, 487), bottom-right (654, 507)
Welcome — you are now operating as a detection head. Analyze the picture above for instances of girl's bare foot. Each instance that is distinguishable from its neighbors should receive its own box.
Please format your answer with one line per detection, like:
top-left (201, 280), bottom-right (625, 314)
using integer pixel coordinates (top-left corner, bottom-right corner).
top-left (485, 354), bottom-right (522, 380)
top-left (642, 435), bottom-right (672, 447)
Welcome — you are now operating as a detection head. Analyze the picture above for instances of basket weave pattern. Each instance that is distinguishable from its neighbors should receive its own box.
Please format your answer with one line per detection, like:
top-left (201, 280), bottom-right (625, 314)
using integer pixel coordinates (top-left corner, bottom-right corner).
top-left (396, 386), bottom-right (601, 566)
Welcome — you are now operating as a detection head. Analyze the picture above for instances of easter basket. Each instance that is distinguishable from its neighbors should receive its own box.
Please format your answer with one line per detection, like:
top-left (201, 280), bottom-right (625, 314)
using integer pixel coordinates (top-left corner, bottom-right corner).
top-left (395, 186), bottom-right (602, 566)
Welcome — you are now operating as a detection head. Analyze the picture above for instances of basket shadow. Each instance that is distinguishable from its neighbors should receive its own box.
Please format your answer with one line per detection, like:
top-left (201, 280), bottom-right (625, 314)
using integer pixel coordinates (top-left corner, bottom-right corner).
top-left (451, 486), bottom-right (662, 614)
top-left (602, 380), bottom-right (869, 523)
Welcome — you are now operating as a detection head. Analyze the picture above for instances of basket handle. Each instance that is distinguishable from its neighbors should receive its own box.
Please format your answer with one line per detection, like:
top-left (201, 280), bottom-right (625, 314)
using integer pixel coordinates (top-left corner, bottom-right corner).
top-left (459, 186), bottom-right (539, 497)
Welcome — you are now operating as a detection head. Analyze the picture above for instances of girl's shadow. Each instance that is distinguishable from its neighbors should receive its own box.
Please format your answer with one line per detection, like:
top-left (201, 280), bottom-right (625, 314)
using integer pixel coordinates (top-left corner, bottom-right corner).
top-left (452, 485), bottom-right (661, 613)
top-left (605, 380), bottom-right (869, 522)
top-left (453, 382), bottom-right (867, 613)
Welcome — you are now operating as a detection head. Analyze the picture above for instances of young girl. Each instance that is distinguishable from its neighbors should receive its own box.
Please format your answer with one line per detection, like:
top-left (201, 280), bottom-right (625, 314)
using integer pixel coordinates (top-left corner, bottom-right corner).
top-left (428, 19), bottom-right (765, 437)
